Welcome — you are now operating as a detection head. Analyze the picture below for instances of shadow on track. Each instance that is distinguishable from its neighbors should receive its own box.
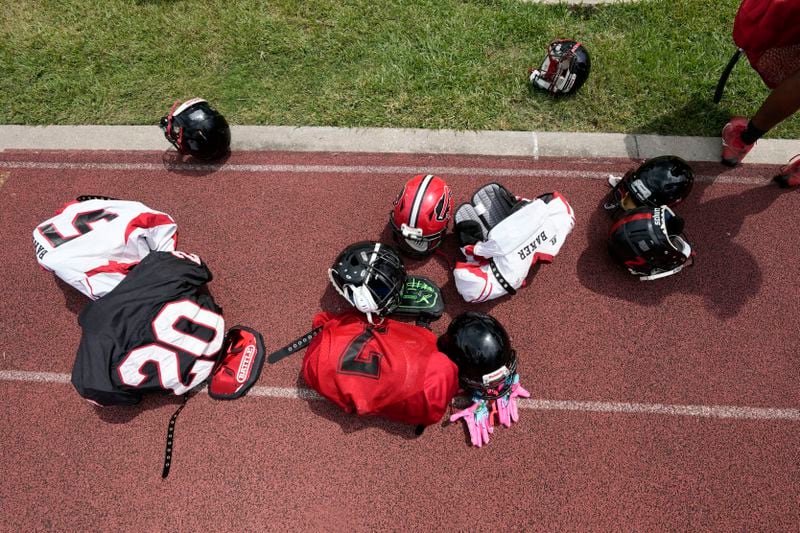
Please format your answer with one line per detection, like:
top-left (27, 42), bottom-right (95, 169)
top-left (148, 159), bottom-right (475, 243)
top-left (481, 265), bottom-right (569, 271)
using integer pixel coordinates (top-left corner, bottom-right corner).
top-left (296, 373), bottom-right (427, 440)
top-left (92, 392), bottom-right (188, 425)
top-left (55, 277), bottom-right (90, 316)
top-left (161, 150), bottom-right (231, 177)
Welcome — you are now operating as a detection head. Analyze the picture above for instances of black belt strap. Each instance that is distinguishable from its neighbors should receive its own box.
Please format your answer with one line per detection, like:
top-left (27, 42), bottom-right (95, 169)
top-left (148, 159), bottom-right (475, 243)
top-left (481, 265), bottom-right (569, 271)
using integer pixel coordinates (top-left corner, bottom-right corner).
top-left (267, 326), bottom-right (323, 364)
top-left (162, 392), bottom-right (191, 479)
top-left (713, 47), bottom-right (743, 104)
top-left (489, 259), bottom-right (516, 295)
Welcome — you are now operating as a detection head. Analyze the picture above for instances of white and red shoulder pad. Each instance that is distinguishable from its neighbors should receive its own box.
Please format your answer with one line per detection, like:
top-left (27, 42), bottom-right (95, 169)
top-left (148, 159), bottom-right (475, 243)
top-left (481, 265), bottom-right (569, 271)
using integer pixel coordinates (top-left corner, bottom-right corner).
top-left (208, 326), bottom-right (266, 400)
top-left (453, 186), bottom-right (575, 303)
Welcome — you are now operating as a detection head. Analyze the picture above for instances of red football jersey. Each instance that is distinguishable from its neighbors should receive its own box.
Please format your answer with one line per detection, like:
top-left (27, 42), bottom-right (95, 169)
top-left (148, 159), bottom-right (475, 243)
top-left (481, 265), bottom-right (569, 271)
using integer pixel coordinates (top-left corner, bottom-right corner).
top-left (302, 311), bottom-right (459, 426)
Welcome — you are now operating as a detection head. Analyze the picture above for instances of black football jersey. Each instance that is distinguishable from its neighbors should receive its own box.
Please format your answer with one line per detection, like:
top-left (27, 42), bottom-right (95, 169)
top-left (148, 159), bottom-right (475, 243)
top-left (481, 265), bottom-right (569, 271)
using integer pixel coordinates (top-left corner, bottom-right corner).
top-left (71, 251), bottom-right (225, 406)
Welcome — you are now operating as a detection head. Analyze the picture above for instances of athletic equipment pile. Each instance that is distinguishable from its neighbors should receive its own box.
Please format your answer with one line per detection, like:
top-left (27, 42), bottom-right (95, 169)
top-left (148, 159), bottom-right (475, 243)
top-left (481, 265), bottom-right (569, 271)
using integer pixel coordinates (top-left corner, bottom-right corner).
top-left (603, 157), bottom-right (697, 281)
top-left (34, 197), bottom-right (266, 475)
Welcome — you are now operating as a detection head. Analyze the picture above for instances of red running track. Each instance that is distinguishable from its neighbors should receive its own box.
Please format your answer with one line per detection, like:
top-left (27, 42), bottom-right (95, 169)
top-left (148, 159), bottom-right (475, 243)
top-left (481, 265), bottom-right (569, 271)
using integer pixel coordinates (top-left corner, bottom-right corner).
top-left (0, 149), bottom-right (798, 530)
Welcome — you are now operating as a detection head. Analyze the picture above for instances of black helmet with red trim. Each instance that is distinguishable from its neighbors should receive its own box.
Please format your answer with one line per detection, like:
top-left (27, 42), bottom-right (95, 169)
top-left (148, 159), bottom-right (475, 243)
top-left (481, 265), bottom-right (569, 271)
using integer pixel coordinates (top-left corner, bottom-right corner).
top-left (160, 98), bottom-right (231, 160)
top-left (528, 39), bottom-right (591, 96)
top-left (329, 241), bottom-right (406, 323)
top-left (390, 174), bottom-right (453, 258)
top-left (437, 312), bottom-right (518, 399)
top-left (605, 156), bottom-right (694, 212)
top-left (607, 206), bottom-right (693, 280)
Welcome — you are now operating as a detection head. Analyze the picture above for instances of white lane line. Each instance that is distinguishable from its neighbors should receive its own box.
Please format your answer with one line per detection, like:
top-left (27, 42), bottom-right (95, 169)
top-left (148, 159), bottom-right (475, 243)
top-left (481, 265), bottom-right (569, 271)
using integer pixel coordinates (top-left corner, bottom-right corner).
top-left (2, 370), bottom-right (798, 421)
top-left (1, 370), bottom-right (71, 383)
top-left (519, 399), bottom-right (800, 421)
top-left (0, 160), bottom-right (767, 185)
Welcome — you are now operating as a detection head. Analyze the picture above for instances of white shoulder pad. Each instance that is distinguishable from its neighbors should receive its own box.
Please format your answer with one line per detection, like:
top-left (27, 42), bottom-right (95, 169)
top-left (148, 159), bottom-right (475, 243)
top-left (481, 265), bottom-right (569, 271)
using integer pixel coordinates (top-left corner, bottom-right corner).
top-left (472, 199), bottom-right (549, 258)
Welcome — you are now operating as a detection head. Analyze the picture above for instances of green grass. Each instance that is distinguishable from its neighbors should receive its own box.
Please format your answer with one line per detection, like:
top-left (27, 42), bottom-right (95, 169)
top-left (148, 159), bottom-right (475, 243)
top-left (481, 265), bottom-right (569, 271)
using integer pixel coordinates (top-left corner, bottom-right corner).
top-left (1, 0), bottom-right (798, 138)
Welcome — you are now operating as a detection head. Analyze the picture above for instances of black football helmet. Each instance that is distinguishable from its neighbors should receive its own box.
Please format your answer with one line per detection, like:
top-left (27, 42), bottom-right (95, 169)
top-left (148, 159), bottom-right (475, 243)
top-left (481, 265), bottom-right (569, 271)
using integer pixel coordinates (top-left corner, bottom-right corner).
top-left (528, 40), bottom-right (591, 96)
top-left (607, 206), bottom-right (694, 280)
top-left (437, 312), bottom-right (518, 399)
top-left (329, 241), bottom-right (406, 322)
top-left (160, 98), bottom-right (231, 160)
top-left (605, 156), bottom-right (695, 212)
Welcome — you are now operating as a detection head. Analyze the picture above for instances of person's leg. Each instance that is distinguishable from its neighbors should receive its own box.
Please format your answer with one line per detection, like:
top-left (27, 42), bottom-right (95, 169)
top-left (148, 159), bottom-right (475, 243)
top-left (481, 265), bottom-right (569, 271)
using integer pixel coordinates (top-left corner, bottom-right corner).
top-left (751, 67), bottom-right (800, 132)
top-left (722, 65), bottom-right (800, 167)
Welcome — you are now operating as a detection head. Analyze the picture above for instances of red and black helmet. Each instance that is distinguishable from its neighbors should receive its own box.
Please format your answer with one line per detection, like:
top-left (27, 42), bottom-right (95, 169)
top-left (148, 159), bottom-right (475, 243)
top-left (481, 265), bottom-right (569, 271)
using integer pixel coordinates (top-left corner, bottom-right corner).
top-left (528, 39), bottom-right (591, 96)
top-left (605, 156), bottom-right (695, 212)
top-left (607, 205), bottom-right (694, 280)
top-left (390, 174), bottom-right (453, 258)
top-left (160, 98), bottom-right (231, 161)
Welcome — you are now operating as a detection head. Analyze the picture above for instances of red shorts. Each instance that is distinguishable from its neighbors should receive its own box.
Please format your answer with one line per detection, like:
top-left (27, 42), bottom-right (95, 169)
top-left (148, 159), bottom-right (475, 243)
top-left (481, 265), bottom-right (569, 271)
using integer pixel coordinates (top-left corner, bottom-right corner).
top-left (751, 43), bottom-right (800, 88)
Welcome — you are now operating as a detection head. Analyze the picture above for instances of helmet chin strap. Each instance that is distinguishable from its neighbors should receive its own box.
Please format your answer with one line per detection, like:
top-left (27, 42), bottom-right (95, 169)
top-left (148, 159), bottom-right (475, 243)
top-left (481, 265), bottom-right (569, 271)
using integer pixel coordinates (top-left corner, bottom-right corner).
top-left (328, 270), bottom-right (380, 317)
top-left (639, 236), bottom-right (693, 281)
top-left (671, 235), bottom-right (692, 258)
top-left (639, 263), bottom-right (688, 281)
top-left (629, 206), bottom-right (693, 281)
top-left (400, 223), bottom-right (423, 239)
top-left (346, 285), bottom-right (382, 325)
top-left (347, 284), bottom-right (377, 313)
top-left (400, 223), bottom-right (429, 252)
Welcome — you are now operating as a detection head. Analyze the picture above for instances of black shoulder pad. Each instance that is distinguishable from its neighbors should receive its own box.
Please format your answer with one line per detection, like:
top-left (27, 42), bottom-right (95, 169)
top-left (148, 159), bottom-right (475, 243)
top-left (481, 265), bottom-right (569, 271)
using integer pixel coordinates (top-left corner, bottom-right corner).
top-left (456, 220), bottom-right (485, 247)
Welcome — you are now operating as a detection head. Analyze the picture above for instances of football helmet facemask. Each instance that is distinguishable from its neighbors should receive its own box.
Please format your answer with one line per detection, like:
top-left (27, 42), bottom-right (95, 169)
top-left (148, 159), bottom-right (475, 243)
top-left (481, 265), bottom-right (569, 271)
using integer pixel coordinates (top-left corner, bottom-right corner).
top-left (390, 174), bottom-right (453, 258)
top-left (437, 312), bottom-right (518, 399)
top-left (605, 155), bottom-right (695, 212)
top-left (160, 98), bottom-right (231, 161)
top-left (329, 241), bottom-right (406, 323)
top-left (607, 205), bottom-right (694, 281)
top-left (528, 40), bottom-right (591, 96)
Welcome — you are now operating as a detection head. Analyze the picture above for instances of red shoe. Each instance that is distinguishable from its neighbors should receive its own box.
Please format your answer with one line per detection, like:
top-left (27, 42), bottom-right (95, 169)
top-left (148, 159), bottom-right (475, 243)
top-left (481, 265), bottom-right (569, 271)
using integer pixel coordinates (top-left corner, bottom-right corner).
top-left (773, 155), bottom-right (800, 188)
top-left (721, 116), bottom-right (755, 167)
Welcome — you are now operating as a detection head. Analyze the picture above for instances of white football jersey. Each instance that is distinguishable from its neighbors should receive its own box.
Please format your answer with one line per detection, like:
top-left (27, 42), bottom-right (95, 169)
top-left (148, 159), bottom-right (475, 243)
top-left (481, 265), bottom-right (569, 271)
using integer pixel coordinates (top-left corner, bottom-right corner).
top-left (454, 192), bottom-right (575, 302)
top-left (33, 199), bottom-right (177, 299)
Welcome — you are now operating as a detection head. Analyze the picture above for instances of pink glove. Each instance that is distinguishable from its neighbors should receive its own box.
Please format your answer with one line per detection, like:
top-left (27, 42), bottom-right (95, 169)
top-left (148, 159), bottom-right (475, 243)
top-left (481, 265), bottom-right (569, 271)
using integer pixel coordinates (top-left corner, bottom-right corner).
top-left (496, 375), bottom-right (530, 428)
top-left (450, 398), bottom-right (493, 447)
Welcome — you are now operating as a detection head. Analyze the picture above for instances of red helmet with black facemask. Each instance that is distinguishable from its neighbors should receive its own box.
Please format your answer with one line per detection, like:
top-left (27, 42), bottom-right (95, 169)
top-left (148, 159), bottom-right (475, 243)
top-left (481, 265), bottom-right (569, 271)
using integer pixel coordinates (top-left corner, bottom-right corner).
top-left (390, 174), bottom-right (453, 258)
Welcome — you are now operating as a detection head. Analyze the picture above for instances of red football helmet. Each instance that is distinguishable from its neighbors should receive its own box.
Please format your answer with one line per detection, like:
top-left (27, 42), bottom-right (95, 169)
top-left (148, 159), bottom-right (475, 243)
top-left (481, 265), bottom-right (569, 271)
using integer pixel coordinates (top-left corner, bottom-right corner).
top-left (390, 174), bottom-right (452, 257)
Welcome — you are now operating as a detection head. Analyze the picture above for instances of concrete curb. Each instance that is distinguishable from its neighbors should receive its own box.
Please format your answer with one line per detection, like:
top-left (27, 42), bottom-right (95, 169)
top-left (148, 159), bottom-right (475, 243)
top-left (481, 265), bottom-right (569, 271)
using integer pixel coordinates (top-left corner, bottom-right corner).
top-left (0, 125), bottom-right (797, 164)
